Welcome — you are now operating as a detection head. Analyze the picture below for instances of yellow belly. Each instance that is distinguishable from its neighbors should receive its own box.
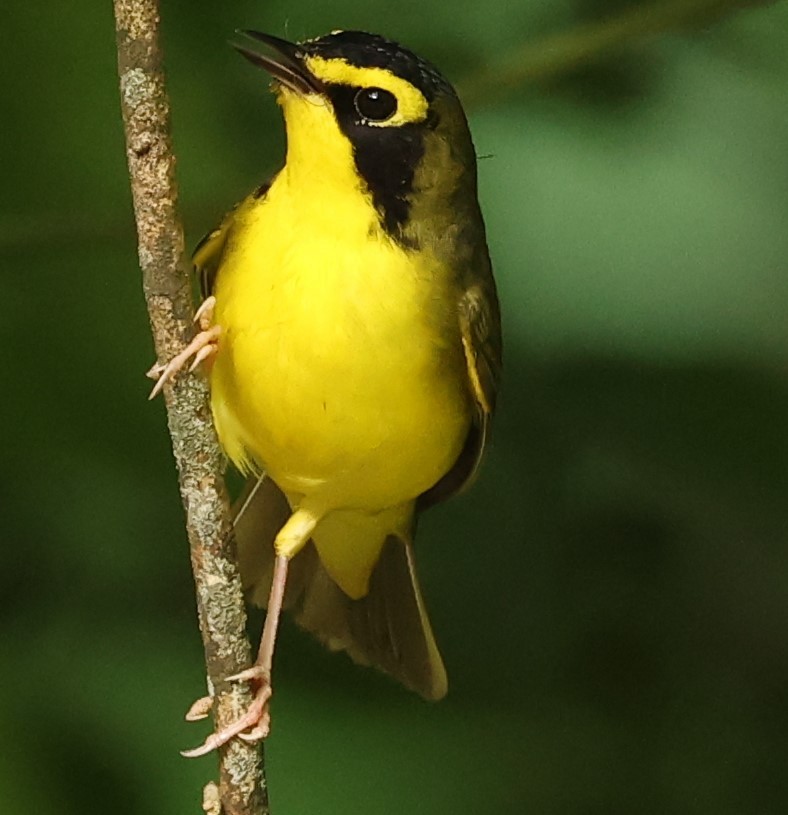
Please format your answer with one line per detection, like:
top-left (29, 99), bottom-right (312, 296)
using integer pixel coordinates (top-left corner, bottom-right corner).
top-left (209, 175), bottom-right (471, 512)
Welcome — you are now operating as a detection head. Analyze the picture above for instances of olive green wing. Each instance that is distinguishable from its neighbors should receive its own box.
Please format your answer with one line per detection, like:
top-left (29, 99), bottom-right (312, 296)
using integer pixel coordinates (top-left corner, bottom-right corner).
top-left (458, 277), bottom-right (502, 416)
top-left (418, 268), bottom-right (502, 511)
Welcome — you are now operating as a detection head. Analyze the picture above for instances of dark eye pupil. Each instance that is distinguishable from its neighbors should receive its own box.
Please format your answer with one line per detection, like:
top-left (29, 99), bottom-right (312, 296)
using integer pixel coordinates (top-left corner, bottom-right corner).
top-left (354, 88), bottom-right (397, 122)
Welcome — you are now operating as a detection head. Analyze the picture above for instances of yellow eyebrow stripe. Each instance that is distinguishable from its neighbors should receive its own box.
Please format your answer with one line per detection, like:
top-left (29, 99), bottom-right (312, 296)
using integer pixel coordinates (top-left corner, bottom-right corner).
top-left (304, 56), bottom-right (429, 126)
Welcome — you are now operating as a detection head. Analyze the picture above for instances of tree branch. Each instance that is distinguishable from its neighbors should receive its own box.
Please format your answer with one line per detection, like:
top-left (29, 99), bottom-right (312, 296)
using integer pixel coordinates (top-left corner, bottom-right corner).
top-left (112, 2), bottom-right (267, 813)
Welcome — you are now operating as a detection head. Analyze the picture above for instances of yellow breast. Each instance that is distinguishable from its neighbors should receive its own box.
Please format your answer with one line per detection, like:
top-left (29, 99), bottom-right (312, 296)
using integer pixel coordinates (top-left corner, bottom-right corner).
top-left (209, 159), bottom-right (471, 512)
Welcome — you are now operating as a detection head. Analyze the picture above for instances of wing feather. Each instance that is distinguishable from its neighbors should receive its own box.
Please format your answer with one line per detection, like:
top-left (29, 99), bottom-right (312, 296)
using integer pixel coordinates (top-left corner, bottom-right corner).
top-left (418, 276), bottom-right (502, 510)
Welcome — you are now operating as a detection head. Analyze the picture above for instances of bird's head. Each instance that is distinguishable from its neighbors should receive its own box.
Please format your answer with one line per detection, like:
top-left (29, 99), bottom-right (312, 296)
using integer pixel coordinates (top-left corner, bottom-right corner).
top-left (234, 30), bottom-right (480, 245)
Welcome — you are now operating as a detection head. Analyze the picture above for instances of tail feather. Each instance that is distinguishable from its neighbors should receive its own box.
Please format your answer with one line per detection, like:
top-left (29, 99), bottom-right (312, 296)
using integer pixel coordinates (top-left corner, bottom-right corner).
top-left (233, 476), bottom-right (447, 700)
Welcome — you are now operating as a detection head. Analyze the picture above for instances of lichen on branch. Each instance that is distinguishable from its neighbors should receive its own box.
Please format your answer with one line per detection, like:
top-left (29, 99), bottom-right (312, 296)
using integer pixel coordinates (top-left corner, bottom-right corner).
top-left (112, 1), bottom-right (267, 813)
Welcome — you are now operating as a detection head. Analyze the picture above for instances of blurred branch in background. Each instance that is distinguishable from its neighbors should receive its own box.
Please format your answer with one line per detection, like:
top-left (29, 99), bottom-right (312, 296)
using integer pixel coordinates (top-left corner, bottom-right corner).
top-left (460, 0), bottom-right (776, 104)
top-left (112, 1), bottom-right (267, 813)
top-left (1, 0), bottom-right (775, 251)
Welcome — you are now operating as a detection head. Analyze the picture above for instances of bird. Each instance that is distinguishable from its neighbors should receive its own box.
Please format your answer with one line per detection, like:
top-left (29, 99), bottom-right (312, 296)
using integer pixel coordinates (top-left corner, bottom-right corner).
top-left (149, 29), bottom-right (502, 757)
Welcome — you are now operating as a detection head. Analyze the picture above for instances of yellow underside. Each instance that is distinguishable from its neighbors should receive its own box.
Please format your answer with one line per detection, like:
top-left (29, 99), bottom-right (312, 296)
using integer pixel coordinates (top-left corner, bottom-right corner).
top-left (209, 92), bottom-right (471, 596)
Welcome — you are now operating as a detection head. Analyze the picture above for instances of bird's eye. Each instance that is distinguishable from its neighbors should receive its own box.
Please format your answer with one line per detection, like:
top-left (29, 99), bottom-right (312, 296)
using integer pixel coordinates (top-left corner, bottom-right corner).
top-left (353, 87), bottom-right (398, 122)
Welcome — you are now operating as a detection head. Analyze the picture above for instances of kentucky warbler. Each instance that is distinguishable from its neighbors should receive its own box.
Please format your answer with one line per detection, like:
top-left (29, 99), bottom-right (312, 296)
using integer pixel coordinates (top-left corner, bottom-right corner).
top-left (150, 29), bottom-right (502, 756)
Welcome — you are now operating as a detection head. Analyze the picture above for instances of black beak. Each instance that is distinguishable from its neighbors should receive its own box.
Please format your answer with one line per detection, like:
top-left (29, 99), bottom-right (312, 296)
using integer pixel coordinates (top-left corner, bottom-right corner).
top-left (232, 30), bottom-right (323, 96)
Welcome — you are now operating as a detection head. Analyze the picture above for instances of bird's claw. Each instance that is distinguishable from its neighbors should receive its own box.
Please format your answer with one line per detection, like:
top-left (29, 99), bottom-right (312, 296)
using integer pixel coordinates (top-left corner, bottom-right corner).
top-left (226, 665), bottom-right (270, 684)
top-left (147, 296), bottom-right (220, 399)
top-left (184, 695), bottom-right (214, 722)
top-left (181, 682), bottom-right (273, 758)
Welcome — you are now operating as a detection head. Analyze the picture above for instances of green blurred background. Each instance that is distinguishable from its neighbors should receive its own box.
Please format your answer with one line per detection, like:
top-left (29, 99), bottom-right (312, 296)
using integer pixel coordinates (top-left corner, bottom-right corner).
top-left (2, 0), bottom-right (787, 812)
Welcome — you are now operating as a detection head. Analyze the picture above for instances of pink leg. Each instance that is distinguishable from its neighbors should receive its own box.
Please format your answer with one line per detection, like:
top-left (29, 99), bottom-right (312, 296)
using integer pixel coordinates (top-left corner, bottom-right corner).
top-left (181, 508), bottom-right (319, 757)
top-left (180, 555), bottom-right (290, 758)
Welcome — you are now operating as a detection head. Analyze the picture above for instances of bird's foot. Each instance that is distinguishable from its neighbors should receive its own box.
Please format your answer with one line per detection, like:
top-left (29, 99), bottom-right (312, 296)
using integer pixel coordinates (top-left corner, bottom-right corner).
top-left (181, 666), bottom-right (272, 758)
top-left (147, 296), bottom-right (220, 399)
top-left (184, 694), bottom-right (214, 722)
